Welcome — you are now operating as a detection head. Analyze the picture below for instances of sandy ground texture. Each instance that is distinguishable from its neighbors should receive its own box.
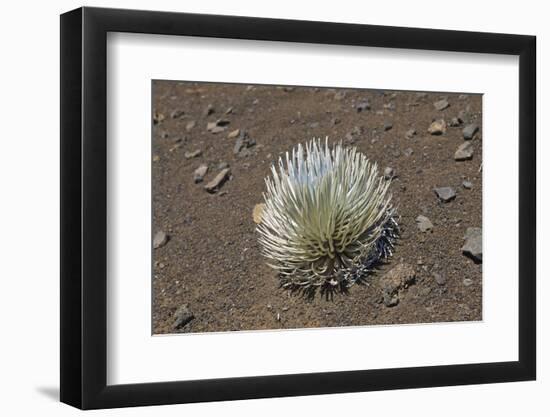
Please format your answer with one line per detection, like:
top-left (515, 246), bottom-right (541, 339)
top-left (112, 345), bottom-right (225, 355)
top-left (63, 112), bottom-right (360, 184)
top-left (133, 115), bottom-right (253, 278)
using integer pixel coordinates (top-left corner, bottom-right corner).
top-left (151, 81), bottom-right (482, 334)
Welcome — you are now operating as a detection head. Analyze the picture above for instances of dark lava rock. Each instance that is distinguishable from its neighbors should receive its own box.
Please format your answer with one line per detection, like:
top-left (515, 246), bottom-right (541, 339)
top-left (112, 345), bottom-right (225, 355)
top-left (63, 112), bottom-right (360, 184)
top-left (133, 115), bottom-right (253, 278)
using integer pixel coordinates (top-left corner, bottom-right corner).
top-left (434, 187), bottom-right (456, 202)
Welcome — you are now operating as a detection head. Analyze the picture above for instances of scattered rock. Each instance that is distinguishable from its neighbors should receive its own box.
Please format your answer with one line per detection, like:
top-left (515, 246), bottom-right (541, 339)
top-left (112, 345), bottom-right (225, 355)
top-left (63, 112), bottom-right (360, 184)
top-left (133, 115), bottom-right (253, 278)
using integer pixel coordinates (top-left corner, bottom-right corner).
top-left (228, 129), bottom-right (240, 139)
top-left (383, 102), bottom-right (396, 111)
top-left (380, 263), bottom-right (416, 307)
top-left (433, 272), bottom-right (447, 286)
top-left (225, 107), bottom-right (233, 114)
top-left (153, 111), bottom-right (165, 125)
top-left (204, 168), bottom-right (231, 193)
top-left (170, 109), bottom-right (184, 119)
top-left (253, 203), bottom-right (266, 224)
top-left (331, 117), bottom-right (341, 125)
top-left (193, 164), bottom-right (208, 183)
top-left (233, 133), bottom-right (256, 156)
top-left (403, 148), bottom-right (414, 157)
top-left (334, 91), bottom-right (346, 100)
top-left (449, 117), bottom-right (461, 127)
top-left (462, 180), bottom-right (473, 189)
top-left (463, 278), bottom-right (473, 287)
top-left (185, 120), bottom-right (196, 132)
top-left (308, 122), bottom-right (320, 128)
top-left (152, 155), bottom-right (160, 162)
top-left (434, 186), bottom-right (456, 202)
top-left (383, 121), bottom-right (393, 131)
top-left (356, 100), bottom-right (371, 112)
top-left (184, 149), bottom-right (202, 159)
top-left (416, 215), bottom-right (433, 232)
top-left (405, 128), bottom-right (417, 139)
top-left (454, 142), bottom-right (474, 161)
top-left (428, 119), bottom-right (447, 135)
top-left (171, 304), bottom-right (194, 330)
top-left (204, 104), bottom-right (214, 116)
top-left (384, 167), bottom-right (395, 180)
top-left (462, 123), bottom-right (479, 140)
top-left (169, 142), bottom-right (183, 152)
top-left (207, 119), bottom-right (230, 134)
top-left (218, 162), bottom-right (230, 170)
top-left (433, 99), bottom-right (450, 111)
top-left (462, 227), bottom-right (482, 263)
top-left (153, 231), bottom-right (168, 249)
top-left (283, 86), bottom-right (295, 92)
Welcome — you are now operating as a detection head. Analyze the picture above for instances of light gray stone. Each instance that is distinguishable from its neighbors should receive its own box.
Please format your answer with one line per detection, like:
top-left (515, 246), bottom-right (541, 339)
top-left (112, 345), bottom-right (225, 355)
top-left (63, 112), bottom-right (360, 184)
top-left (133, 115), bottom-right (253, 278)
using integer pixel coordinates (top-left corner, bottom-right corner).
top-left (193, 164), bottom-right (208, 183)
top-left (462, 123), bottom-right (479, 140)
top-left (416, 215), bottom-right (433, 232)
top-left (434, 187), bottom-right (456, 202)
top-left (405, 128), bottom-right (417, 139)
top-left (204, 168), bottom-right (231, 193)
top-left (184, 149), bottom-right (202, 159)
top-left (462, 227), bottom-right (482, 263)
top-left (153, 231), bottom-right (168, 249)
top-left (454, 141), bottom-right (474, 161)
top-left (434, 99), bottom-right (450, 111)
top-left (171, 304), bottom-right (194, 330)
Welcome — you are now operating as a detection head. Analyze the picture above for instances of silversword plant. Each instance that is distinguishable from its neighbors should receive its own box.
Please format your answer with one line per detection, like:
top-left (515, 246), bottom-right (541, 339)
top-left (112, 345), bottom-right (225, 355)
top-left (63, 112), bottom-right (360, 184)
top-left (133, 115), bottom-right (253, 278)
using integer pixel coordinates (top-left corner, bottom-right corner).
top-left (257, 139), bottom-right (398, 291)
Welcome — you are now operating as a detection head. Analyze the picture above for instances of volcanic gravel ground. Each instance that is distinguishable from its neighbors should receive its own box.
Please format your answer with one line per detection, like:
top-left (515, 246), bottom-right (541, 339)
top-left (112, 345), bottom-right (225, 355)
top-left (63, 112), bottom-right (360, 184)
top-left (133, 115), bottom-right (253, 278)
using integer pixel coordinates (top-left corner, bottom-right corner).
top-left (152, 81), bottom-right (482, 334)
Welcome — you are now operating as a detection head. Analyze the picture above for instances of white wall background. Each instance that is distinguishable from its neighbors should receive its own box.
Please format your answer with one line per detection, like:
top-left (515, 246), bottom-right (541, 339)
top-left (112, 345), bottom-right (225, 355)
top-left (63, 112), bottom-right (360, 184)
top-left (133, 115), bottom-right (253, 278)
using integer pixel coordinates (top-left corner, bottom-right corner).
top-left (0, 0), bottom-right (545, 415)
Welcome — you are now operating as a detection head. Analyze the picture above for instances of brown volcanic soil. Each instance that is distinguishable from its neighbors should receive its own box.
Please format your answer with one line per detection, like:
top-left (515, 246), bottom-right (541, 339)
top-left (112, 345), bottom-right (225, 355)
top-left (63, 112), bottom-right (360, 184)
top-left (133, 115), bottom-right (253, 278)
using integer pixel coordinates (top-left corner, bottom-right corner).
top-left (152, 81), bottom-right (482, 334)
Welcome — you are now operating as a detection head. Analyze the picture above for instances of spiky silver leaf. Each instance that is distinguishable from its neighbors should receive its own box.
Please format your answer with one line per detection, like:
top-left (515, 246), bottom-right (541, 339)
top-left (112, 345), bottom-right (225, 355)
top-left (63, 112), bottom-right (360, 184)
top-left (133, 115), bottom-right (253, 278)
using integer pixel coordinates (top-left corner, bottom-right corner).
top-left (257, 139), bottom-right (398, 290)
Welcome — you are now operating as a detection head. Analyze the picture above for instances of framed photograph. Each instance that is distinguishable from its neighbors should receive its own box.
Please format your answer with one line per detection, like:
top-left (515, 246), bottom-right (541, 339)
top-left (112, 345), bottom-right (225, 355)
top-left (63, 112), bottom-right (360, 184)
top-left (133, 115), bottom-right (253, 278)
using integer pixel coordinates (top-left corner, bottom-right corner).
top-left (60, 6), bottom-right (536, 409)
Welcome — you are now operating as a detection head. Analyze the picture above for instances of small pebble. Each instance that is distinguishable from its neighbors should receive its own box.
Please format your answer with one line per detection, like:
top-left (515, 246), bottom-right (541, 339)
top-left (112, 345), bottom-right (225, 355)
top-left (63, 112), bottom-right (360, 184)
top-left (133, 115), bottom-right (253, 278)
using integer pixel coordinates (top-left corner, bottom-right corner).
top-left (153, 231), bottom-right (168, 249)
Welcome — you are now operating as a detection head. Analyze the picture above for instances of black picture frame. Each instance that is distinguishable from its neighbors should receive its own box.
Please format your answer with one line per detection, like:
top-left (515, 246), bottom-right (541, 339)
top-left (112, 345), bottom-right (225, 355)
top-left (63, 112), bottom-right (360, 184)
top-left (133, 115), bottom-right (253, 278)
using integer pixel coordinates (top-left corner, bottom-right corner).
top-left (60, 6), bottom-right (536, 410)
